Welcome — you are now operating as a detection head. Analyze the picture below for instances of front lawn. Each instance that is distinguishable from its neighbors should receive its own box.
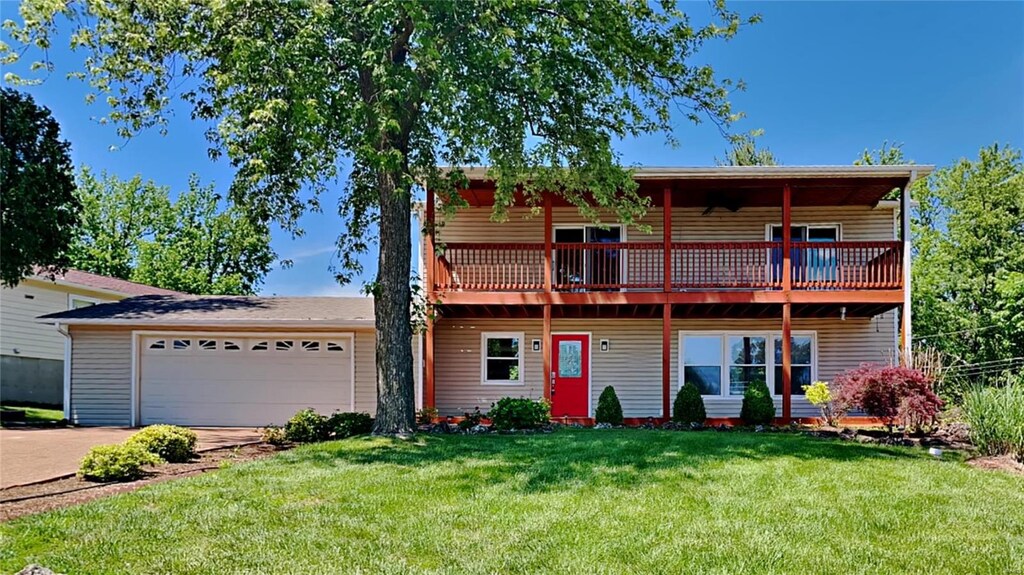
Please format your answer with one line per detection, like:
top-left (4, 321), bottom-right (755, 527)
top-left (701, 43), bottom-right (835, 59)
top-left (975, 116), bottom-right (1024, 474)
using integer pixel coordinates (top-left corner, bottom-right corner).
top-left (2, 430), bottom-right (1022, 574)
top-left (0, 403), bottom-right (64, 425)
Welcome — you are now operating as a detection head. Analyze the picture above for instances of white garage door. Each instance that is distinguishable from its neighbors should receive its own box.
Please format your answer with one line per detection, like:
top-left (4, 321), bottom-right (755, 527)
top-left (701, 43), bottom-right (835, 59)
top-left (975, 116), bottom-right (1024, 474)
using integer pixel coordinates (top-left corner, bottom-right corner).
top-left (139, 334), bottom-right (353, 426)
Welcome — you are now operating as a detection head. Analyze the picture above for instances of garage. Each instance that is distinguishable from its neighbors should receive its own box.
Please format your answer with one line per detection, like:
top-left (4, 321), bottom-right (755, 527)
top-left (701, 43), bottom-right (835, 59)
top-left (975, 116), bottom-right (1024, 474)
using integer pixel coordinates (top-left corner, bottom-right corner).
top-left (138, 333), bottom-right (354, 426)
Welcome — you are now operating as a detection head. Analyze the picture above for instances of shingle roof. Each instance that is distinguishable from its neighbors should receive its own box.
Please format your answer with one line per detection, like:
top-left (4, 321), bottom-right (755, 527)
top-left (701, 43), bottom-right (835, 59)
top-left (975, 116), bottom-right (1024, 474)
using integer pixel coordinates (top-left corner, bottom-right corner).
top-left (33, 268), bottom-right (184, 296)
top-left (38, 295), bottom-right (375, 327)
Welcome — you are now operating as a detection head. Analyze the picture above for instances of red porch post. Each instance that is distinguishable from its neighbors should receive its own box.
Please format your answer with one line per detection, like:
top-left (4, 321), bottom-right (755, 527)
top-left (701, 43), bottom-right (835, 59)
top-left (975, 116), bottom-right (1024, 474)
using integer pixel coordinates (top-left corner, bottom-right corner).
top-left (662, 302), bottom-right (672, 420)
top-left (424, 185), bottom-right (436, 409)
top-left (543, 304), bottom-right (552, 400)
top-left (781, 183), bottom-right (792, 423)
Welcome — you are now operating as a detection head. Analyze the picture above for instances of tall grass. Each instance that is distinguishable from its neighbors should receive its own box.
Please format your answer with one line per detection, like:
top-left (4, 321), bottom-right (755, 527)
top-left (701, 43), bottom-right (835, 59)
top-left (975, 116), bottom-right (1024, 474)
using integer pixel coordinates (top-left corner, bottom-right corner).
top-left (960, 378), bottom-right (1024, 461)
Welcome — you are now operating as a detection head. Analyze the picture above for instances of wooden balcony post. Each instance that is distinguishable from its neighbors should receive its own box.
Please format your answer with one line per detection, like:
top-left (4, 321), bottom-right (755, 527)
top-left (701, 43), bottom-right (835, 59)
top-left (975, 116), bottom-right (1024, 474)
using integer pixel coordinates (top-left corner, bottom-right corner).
top-left (782, 183), bottom-right (792, 292)
top-left (544, 193), bottom-right (553, 293)
top-left (662, 302), bottom-right (672, 420)
top-left (664, 186), bottom-right (672, 292)
top-left (781, 183), bottom-right (792, 423)
top-left (424, 185), bottom-right (436, 409)
top-left (543, 304), bottom-right (552, 400)
top-left (900, 172), bottom-right (914, 365)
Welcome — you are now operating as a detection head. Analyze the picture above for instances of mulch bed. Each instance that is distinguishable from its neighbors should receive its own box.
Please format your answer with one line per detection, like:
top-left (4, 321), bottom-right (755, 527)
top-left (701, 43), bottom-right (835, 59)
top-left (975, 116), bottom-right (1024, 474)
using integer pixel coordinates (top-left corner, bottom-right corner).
top-left (967, 455), bottom-right (1024, 476)
top-left (0, 443), bottom-right (288, 522)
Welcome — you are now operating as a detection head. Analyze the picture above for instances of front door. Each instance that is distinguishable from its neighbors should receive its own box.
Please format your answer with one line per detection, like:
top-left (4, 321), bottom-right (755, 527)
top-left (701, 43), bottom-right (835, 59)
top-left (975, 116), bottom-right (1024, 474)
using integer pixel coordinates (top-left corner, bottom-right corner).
top-left (551, 334), bottom-right (590, 418)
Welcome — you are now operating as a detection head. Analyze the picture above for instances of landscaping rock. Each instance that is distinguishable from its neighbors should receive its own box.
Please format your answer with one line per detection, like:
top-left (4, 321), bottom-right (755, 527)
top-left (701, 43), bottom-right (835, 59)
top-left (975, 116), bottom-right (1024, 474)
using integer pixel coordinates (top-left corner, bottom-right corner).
top-left (594, 422), bottom-right (612, 429)
top-left (468, 424), bottom-right (490, 434)
top-left (716, 424), bottom-right (732, 432)
top-left (689, 422), bottom-right (704, 431)
top-left (754, 425), bottom-right (765, 433)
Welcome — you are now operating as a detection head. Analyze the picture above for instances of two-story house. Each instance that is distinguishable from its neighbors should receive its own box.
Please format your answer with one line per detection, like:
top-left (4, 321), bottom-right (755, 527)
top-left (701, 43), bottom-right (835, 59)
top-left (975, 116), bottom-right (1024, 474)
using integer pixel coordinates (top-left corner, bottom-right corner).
top-left (422, 165), bottom-right (929, 423)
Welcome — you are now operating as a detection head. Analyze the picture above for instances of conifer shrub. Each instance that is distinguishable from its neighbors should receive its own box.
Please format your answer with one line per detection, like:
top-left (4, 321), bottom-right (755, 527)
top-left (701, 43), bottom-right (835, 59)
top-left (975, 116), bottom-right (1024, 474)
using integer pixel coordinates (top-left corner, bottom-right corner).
top-left (740, 380), bottom-right (775, 426)
top-left (595, 386), bottom-right (624, 425)
top-left (673, 383), bottom-right (707, 425)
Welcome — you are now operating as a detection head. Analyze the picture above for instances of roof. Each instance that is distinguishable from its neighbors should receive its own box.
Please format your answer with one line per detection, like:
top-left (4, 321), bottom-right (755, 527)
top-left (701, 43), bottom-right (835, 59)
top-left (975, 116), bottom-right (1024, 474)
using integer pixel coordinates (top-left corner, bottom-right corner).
top-left (32, 268), bottom-right (184, 297)
top-left (445, 164), bottom-right (933, 209)
top-left (38, 295), bottom-right (375, 328)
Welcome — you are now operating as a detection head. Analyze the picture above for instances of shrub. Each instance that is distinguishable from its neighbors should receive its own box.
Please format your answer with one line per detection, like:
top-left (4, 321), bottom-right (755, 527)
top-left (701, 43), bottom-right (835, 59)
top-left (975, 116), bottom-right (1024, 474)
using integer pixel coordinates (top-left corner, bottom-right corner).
top-left (595, 386), bottom-right (624, 425)
top-left (78, 443), bottom-right (160, 482)
top-left (416, 406), bottom-right (439, 425)
top-left (961, 379), bottom-right (1024, 461)
top-left (802, 381), bottom-right (846, 427)
top-left (457, 407), bottom-right (483, 431)
top-left (672, 383), bottom-right (706, 425)
top-left (834, 364), bottom-right (943, 432)
top-left (260, 425), bottom-right (288, 446)
top-left (740, 381), bottom-right (775, 426)
top-left (284, 408), bottom-right (330, 442)
top-left (488, 397), bottom-right (550, 431)
top-left (125, 425), bottom-right (198, 463)
top-left (327, 412), bottom-right (374, 438)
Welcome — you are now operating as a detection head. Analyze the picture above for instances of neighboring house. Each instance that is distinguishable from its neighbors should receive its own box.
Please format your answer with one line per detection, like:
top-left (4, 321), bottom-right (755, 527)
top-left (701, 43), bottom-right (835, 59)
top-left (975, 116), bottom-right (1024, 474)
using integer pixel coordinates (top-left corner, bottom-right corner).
top-left (421, 165), bottom-right (931, 423)
top-left (1, 270), bottom-right (180, 408)
top-left (38, 295), bottom-right (420, 427)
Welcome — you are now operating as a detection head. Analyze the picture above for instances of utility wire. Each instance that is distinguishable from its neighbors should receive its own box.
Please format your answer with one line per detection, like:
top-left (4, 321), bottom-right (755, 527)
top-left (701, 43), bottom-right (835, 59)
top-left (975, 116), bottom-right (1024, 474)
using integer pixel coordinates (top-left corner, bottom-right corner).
top-left (913, 324), bottom-right (1001, 340)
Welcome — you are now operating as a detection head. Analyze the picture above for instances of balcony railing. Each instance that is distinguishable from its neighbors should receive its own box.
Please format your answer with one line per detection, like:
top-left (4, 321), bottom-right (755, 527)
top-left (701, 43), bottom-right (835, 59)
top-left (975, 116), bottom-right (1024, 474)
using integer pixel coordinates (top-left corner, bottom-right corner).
top-left (432, 241), bottom-right (903, 293)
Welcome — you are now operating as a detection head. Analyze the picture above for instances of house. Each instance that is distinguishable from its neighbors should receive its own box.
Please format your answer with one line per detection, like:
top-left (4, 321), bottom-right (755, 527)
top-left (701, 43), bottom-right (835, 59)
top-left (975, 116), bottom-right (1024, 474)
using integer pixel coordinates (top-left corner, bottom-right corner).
top-left (36, 164), bottom-right (927, 428)
top-left (1, 269), bottom-right (180, 409)
top-left (421, 165), bottom-right (930, 423)
top-left (36, 295), bottom-right (420, 427)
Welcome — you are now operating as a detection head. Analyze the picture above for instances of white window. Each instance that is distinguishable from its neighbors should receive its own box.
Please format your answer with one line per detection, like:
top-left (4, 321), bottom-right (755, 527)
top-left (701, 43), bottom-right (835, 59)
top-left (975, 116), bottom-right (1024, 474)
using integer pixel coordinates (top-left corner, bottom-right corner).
top-left (680, 332), bottom-right (816, 398)
top-left (481, 332), bottom-right (523, 384)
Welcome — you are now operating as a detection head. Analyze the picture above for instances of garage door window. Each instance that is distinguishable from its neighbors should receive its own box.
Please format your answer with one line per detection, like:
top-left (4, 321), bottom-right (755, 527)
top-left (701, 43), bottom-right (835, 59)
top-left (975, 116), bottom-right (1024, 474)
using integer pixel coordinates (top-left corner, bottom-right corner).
top-left (223, 340), bottom-right (241, 351)
top-left (327, 342), bottom-right (345, 352)
top-left (275, 340), bottom-right (295, 351)
top-left (251, 341), bottom-right (269, 351)
top-left (173, 339), bottom-right (191, 350)
top-left (302, 341), bottom-right (321, 352)
top-left (148, 339), bottom-right (166, 350)
top-left (198, 339), bottom-right (217, 351)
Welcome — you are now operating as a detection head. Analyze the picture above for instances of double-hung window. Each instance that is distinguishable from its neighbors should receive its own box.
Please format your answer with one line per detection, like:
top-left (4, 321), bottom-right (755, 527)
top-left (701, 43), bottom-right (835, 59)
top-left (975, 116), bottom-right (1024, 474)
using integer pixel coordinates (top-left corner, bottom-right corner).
top-left (680, 332), bottom-right (815, 398)
top-left (769, 224), bottom-right (840, 284)
top-left (481, 332), bottom-right (523, 384)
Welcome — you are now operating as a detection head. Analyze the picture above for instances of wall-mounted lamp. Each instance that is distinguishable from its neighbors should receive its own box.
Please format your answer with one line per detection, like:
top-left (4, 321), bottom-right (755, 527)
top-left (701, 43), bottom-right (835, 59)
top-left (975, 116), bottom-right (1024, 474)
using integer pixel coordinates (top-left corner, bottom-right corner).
top-left (840, 306), bottom-right (847, 321)
top-left (532, 339), bottom-right (541, 352)
top-left (600, 339), bottom-right (610, 352)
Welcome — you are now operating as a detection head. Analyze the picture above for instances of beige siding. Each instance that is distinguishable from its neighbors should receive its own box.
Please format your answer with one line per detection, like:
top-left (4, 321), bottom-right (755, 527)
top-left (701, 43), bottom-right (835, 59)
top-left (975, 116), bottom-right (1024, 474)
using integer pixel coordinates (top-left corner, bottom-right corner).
top-left (1, 280), bottom-right (120, 361)
top-left (69, 327), bottom-right (133, 426)
top-left (433, 312), bottom-right (897, 419)
top-left (436, 207), bottom-right (663, 244)
top-left (672, 206), bottom-right (896, 242)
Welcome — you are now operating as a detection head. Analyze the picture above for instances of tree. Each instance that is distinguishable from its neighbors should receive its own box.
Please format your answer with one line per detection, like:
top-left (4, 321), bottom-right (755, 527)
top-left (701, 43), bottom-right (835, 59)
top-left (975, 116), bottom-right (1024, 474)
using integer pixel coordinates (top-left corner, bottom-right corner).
top-left (0, 88), bottom-right (80, 286)
top-left (716, 131), bottom-right (777, 166)
top-left (912, 144), bottom-right (1024, 382)
top-left (854, 141), bottom-right (907, 166)
top-left (7, 1), bottom-right (757, 434)
top-left (71, 169), bottom-right (275, 295)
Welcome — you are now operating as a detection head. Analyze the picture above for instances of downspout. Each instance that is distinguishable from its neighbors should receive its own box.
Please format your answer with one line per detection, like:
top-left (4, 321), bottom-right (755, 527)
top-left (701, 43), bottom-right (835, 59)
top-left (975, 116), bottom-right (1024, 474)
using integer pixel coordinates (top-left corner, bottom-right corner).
top-left (57, 323), bottom-right (72, 421)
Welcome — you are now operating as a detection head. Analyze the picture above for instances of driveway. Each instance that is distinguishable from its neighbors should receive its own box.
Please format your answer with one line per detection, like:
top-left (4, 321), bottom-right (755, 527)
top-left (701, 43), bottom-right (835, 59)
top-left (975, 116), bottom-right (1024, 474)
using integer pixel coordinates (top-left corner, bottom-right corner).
top-left (0, 427), bottom-right (262, 488)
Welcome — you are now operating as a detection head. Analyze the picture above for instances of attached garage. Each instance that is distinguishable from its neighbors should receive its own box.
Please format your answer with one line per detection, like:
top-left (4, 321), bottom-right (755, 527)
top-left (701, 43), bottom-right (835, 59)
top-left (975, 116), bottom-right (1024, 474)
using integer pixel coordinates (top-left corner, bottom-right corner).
top-left (138, 333), bottom-right (355, 426)
top-left (37, 295), bottom-right (420, 427)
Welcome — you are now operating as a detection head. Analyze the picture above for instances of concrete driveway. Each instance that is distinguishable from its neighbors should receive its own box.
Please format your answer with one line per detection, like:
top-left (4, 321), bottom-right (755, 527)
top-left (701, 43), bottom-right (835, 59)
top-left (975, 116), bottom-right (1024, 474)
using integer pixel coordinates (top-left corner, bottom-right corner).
top-left (0, 427), bottom-right (262, 488)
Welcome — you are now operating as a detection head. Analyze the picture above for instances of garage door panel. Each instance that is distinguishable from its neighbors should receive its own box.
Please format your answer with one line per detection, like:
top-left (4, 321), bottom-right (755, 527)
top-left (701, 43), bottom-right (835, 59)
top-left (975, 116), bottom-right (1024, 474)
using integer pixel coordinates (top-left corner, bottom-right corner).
top-left (139, 334), bottom-right (354, 426)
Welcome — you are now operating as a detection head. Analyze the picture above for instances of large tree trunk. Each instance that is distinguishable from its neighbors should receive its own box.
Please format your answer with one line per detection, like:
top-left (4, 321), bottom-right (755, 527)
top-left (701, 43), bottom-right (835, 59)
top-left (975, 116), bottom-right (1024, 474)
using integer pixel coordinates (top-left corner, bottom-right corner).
top-left (371, 169), bottom-right (416, 436)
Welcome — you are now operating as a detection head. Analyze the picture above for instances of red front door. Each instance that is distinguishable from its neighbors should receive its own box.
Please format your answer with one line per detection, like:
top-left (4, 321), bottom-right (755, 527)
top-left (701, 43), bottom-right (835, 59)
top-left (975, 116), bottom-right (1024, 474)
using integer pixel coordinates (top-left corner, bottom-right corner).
top-left (551, 334), bottom-right (590, 418)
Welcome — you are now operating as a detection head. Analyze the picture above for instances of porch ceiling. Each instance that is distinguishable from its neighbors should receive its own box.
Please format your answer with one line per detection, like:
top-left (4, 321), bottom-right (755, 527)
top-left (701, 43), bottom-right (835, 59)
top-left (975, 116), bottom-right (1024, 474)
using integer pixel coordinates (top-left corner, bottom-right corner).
top-left (436, 302), bottom-right (898, 321)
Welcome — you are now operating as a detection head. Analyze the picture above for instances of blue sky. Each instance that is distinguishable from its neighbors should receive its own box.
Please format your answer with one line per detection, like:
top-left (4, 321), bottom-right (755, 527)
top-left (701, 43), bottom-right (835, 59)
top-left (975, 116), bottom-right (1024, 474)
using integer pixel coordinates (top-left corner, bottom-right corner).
top-left (4, 1), bottom-right (1022, 296)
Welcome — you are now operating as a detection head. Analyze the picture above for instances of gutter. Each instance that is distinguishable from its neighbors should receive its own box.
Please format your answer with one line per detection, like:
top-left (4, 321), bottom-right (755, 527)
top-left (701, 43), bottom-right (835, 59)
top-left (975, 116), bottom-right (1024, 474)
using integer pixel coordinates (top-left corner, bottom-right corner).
top-left (57, 323), bottom-right (72, 421)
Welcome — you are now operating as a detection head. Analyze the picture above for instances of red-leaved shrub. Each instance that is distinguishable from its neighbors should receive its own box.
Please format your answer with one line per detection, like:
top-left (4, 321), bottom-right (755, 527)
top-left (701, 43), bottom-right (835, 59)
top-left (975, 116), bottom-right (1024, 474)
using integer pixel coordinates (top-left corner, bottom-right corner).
top-left (833, 364), bottom-right (943, 432)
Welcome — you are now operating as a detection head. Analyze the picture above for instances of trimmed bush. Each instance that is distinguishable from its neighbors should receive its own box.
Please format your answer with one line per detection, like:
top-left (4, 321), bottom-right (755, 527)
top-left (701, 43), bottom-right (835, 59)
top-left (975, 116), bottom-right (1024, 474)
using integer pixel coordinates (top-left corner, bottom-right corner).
top-left (78, 443), bottom-right (160, 482)
top-left (488, 397), bottom-right (550, 431)
top-left (673, 383), bottom-right (706, 424)
top-left (260, 425), bottom-right (288, 446)
top-left (595, 386), bottom-right (624, 425)
top-left (327, 412), bottom-right (374, 438)
top-left (834, 365), bottom-right (943, 431)
top-left (125, 425), bottom-right (198, 463)
top-left (284, 408), bottom-right (330, 442)
top-left (740, 381), bottom-right (775, 426)
top-left (961, 379), bottom-right (1024, 461)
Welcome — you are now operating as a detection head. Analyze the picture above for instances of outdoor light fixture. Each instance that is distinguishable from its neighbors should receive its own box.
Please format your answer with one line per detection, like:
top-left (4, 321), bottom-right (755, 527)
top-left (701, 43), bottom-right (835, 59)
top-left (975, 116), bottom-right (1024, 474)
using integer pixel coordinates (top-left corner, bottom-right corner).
top-left (532, 339), bottom-right (541, 352)
top-left (600, 339), bottom-right (610, 352)
top-left (840, 306), bottom-right (847, 321)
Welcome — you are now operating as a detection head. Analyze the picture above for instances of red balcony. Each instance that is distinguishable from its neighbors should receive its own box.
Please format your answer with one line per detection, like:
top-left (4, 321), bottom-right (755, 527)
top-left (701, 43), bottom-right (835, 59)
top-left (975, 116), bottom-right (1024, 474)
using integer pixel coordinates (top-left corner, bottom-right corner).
top-left (432, 241), bottom-right (903, 293)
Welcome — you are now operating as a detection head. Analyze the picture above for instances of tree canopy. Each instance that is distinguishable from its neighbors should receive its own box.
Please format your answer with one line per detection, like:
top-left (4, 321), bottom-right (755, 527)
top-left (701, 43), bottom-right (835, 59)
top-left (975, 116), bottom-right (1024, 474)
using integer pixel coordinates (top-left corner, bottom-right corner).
top-left (716, 131), bottom-right (777, 166)
top-left (71, 169), bottom-right (275, 295)
top-left (0, 88), bottom-right (80, 286)
top-left (6, 0), bottom-right (758, 433)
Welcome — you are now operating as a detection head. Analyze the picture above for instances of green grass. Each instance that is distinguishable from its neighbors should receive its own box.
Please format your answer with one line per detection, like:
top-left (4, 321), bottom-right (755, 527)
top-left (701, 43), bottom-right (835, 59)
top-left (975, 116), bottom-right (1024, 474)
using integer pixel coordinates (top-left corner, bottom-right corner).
top-left (2, 430), bottom-right (1022, 574)
top-left (0, 403), bottom-right (64, 424)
